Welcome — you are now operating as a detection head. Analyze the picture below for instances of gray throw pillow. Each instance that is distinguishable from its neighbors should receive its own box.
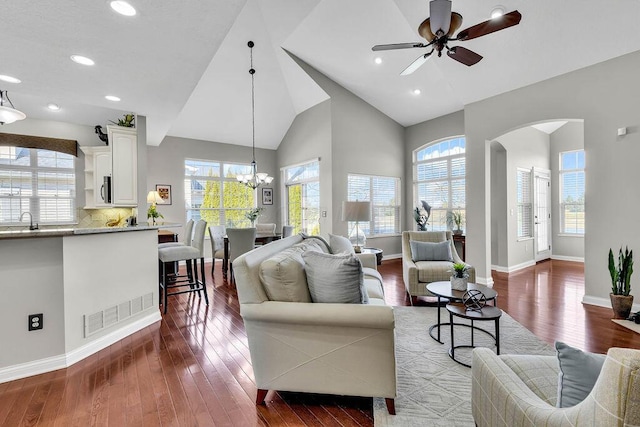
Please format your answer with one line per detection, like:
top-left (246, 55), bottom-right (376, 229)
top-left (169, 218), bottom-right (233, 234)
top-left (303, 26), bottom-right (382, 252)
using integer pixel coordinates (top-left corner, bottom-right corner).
top-left (302, 251), bottom-right (367, 304)
top-left (555, 341), bottom-right (606, 408)
top-left (409, 240), bottom-right (452, 262)
top-left (329, 233), bottom-right (355, 254)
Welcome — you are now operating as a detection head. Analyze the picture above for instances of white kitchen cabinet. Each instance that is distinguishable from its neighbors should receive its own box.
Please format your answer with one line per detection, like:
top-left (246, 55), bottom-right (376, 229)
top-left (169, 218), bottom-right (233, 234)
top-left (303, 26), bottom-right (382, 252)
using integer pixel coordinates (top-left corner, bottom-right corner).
top-left (79, 146), bottom-right (111, 208)
top-left (108, 125), bottom-right (138, 206)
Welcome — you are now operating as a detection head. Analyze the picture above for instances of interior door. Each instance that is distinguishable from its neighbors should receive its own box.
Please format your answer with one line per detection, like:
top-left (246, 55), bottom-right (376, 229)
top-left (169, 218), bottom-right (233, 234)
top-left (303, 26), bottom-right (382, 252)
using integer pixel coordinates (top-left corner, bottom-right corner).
top-left (533, 170), bottom-right (551, 261)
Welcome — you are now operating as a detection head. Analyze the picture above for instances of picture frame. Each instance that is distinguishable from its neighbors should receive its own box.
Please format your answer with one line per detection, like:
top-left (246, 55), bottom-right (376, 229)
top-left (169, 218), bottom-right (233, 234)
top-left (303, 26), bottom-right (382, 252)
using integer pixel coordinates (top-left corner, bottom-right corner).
top-left (262, 187), bottom-right (273, 205)
top-left (156, 184), bottom-right (172, 205)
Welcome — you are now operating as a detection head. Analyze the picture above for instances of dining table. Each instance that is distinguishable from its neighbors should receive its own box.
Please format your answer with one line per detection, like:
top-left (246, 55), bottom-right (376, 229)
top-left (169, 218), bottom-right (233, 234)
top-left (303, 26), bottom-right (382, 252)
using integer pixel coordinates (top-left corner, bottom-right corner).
top-left (222, 233), bottom-right (282, 278)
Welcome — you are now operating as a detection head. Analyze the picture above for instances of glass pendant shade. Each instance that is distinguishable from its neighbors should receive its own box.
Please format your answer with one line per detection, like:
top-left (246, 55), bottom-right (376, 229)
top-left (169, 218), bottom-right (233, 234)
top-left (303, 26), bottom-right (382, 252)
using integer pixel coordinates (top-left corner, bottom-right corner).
top-left (0, 91), bottom-right (26, 125)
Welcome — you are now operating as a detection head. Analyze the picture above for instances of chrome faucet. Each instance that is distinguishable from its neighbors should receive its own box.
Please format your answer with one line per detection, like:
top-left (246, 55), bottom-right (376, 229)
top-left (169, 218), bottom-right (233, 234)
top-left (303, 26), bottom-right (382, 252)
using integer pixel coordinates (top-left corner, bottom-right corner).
top-left (20, 212), bottom-right (38, 230)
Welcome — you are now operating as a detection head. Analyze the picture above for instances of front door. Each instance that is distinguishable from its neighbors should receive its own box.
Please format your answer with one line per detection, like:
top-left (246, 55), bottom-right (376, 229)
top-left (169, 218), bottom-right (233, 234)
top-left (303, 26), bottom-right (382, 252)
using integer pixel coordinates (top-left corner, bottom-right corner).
top-left (533, 169), bottom-right (551, 261)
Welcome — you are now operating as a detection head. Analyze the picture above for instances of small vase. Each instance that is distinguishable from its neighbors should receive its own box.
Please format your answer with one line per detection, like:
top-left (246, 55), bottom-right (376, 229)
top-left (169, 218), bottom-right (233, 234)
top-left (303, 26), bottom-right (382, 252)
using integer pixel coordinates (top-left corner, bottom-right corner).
top-left (251, 220), bottom-right (255, 228)
top-left (451, 276), bottom-right (468, 291)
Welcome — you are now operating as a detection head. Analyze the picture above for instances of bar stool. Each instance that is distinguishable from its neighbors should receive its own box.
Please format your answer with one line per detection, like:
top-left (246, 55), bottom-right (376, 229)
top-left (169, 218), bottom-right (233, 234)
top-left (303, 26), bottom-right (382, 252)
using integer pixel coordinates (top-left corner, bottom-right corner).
top-left (282, 225), bottom-right (294, 237)
top-left (158, 219), bottom-right (208, 314)
top-left (159, 219), bottom-right (194, 282)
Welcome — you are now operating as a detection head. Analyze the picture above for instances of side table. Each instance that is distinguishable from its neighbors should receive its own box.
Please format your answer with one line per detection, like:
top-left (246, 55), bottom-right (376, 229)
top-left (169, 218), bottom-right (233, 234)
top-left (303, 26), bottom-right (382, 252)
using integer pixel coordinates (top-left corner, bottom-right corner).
top-left (361, 247), bottom-right (383, 265)
top-left (446, 303), bottom-right (502, 368)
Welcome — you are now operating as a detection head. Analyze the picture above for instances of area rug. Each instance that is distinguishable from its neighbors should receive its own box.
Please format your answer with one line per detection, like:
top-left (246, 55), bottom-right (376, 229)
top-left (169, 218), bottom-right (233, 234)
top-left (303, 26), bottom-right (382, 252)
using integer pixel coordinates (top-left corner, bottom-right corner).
top-left (373, 306), bottom-right (554, 426)
top-left (612, 318), bottom-right (640, 335)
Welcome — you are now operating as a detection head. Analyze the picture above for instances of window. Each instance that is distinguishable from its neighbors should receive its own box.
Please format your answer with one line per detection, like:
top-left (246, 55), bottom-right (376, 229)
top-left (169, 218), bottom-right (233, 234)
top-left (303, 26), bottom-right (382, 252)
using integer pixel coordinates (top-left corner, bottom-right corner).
top-left (184, 159), bottom-right (255, 227)
top-left (560, 150), bottom-right (585, 234)
top-left (517, 168), bottom-right (532, 239)
top-left (413, 137), bottom-right (465, 231)
top-left (283, 160), bottom-right (320, 235)
top-left (0, 147), bottom-right (76, 224)
top-left (347, 174), bottom-right (400, 236)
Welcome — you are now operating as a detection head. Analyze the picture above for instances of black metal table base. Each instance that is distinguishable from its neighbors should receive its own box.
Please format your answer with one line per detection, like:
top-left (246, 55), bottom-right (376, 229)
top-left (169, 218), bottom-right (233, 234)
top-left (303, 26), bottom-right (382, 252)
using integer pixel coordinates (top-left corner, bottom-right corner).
top-left (429, 322), bottom-right (497, 344)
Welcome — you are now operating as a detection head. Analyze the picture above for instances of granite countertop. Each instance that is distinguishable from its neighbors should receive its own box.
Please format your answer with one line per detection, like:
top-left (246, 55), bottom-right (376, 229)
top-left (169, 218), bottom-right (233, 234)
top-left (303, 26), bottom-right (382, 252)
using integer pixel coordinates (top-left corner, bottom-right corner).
top-left (0, 223), bottom-right (182, 240)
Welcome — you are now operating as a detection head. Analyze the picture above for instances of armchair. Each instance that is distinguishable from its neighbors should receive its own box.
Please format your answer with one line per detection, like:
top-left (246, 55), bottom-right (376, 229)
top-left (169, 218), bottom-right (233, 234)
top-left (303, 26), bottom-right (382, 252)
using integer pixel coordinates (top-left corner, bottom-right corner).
top-left (401, 231), bottom-right (475, 304)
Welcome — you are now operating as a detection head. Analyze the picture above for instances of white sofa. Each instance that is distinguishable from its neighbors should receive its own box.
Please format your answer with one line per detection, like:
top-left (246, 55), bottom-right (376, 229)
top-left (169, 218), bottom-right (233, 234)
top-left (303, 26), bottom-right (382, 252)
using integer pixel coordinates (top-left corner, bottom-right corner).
top-left (233, 234), bottom-right (397, 414)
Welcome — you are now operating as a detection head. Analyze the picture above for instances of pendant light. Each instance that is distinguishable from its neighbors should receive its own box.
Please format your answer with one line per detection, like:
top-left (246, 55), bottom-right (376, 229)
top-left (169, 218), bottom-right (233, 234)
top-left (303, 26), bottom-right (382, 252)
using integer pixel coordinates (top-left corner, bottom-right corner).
top-left (237, 41), bottom-right (273, 190)
top-left (0, 90), bottom-right (26, 125)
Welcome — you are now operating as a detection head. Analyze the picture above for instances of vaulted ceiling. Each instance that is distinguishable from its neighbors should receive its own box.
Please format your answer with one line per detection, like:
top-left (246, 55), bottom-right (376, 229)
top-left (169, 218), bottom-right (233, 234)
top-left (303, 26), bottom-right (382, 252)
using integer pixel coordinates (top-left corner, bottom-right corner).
top-left (3, 0), bottom-right (640, 149)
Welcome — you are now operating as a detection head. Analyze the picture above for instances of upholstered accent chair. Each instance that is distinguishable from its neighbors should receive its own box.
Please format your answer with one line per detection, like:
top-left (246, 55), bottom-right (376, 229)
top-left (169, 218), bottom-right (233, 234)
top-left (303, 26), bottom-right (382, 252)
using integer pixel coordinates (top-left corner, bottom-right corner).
top-left (471, 347), bottom-right (640, 427)
top-left (401, 231), bottom-right (475, 304)
top-left (208, 225), bottom-right (225, 275)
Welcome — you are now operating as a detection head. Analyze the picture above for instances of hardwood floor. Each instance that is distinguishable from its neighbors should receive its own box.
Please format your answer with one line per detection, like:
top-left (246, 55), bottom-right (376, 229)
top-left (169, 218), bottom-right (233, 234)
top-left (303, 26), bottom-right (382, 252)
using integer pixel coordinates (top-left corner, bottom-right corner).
top-left (1, 258), bottom-right (638, 426)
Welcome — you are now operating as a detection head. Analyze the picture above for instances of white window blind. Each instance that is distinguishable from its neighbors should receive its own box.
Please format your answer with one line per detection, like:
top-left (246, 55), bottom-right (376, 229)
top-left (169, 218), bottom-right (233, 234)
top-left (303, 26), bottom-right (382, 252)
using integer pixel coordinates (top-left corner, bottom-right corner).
top-left (517, 168), bottom-right (532, 239)
top-left (0, 147), bottom-right (75, 224)
top-left (284, 160), bottom-right (320, 235)
top-left (347, 174), bottom-right (401, 236)
top-left (413, 137), bottom-right (466, 231)
top-left (560, 150), bottom-right (585, 234)
top-left (184, 158), bottom-right (255, 227)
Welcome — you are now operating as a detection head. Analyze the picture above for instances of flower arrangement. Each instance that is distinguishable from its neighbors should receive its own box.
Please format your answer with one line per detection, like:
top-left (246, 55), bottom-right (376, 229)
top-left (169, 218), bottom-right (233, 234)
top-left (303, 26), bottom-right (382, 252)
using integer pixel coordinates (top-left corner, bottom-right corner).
top-left (414, 200), bottom-right (431, 231)
top-left (244, 207), bottom-right (264, 224)
top-left (147, 204), bottom-right (164, 224)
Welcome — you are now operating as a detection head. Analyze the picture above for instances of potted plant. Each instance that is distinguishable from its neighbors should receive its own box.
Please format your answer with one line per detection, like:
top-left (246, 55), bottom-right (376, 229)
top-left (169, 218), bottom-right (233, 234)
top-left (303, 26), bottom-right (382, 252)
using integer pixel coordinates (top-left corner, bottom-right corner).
top-left (609, 246), bottom-right (634, 319)
top-left (450, 262), bottom-right (469, 291)
top-left (244, 207), bottom-right (263, 227)
top-left (147, 204), bottom-right (164, 225)
top-left (110, 113), bottom-right (135, 128)
top-left (447, 210), bottom-right (464, 235)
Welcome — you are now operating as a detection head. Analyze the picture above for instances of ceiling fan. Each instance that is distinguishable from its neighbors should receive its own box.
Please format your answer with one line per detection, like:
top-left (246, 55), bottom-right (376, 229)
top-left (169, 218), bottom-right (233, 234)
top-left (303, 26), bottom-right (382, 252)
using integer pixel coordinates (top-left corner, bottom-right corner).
top-left (372, 0), bottom-right (522, 75)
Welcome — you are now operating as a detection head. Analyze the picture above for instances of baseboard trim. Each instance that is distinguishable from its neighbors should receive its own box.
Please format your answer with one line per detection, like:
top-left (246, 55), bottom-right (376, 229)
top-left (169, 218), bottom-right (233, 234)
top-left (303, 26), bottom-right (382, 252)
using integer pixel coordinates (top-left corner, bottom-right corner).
top-left (491, 260), bottom-right (536, 274)
top-left (582, 295), bottom-right (640, 313)
top-left (491, 265), bottom-right (509, 273)
top-left (476, 276), bottom-right (495, 287)
top-left (0, 310), bottom-right (161, 384)
top-left (551, 255), bottom-right (584, 263)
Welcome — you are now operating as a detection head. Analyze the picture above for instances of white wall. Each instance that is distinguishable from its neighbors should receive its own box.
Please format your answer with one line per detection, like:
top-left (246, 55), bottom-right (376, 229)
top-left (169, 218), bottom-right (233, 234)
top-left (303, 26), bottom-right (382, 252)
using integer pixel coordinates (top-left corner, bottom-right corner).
top-left (490, 142), bottom-right (508, 268)
top-left (464, 50), bottom-right (640, 304)
top-left (550, 121), bottom-right (585, 260)
top-left (147, 135), bottom-right (277, 244)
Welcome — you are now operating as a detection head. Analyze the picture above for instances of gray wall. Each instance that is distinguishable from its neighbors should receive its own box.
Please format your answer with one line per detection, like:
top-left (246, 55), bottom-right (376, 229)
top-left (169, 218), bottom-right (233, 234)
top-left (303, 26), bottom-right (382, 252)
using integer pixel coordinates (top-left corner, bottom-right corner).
top-left (147, 135), bottom-right (278, 243)
top-left (277, 100), bottom-right (333, 234)
top-left (464, 50), bottom-right (640, 304)
top-left (550, 121), bottom-right (585, 260)
top-left (494, 126), bottom-right (550, 269)
top-left (404, 110), bottom-right (465, 230)
top-left (285, 53), bottom-right (405, 257)
top-left (490, 142), bottom-right (508, 268)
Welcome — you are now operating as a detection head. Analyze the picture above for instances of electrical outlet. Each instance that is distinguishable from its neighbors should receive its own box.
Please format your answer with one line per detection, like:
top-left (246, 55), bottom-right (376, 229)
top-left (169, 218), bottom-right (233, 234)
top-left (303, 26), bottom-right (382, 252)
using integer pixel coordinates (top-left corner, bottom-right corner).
top-left (322, 210), bottom-right (327, 218)
top-left (28, 313), bottom-right (43, 331)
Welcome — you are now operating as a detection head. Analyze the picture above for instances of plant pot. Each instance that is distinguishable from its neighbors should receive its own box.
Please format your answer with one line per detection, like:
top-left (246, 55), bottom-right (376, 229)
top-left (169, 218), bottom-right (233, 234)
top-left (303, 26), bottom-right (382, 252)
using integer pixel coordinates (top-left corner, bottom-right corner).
top-left (453, 229), bottom-right (463, 236)
top-left (451, 276), bottom-right (468, 291)
top-left (610, 293), bottom-right (634, 319)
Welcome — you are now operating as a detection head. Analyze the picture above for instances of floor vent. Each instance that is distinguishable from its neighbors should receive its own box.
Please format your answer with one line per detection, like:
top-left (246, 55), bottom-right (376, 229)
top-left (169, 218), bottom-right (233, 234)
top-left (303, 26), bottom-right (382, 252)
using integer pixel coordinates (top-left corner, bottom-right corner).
top-left (84, 292), bottom-right (154, 337)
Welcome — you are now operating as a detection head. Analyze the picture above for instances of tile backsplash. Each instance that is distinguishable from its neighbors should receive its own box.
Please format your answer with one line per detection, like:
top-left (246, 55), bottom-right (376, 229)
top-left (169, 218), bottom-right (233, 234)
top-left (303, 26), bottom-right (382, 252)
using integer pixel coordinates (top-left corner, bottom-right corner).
top-left (77, 208), bottom-right (136, 228)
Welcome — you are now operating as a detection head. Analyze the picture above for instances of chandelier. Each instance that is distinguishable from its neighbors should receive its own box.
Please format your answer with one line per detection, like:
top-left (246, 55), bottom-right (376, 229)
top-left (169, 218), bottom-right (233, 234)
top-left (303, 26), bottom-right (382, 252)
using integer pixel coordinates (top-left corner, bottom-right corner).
top-left (236, 41), bottom-right (273, 190)
top-left (0, 90), bottom-right (26, 125)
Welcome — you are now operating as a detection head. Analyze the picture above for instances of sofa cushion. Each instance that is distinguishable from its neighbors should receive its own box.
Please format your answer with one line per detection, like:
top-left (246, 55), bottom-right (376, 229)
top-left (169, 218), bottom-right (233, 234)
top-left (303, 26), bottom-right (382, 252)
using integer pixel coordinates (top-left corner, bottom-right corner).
top-left (555, 341), bottom-right (606, 408)
top-left (364, 277), bottom-right (385, 301)
top-left (293, 238), bottom-right (326, 254)
top-left (329, 234), bottom-right (355, 254)
top-left (416, 260), bottom-right (455, 283)
top-left (410, 240), bottom-right (452, 262)
top-left (259, 247), bottom-right (311, 302)
top-left (302, 251), bottom-right (368, 304)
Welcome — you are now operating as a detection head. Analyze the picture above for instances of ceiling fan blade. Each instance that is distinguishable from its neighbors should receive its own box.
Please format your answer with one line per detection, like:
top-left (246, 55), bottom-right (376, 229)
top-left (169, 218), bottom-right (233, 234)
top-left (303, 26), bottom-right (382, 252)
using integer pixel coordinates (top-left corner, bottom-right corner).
top-left (372, 42), bottom-right (427, 51)
top-left (429, 0), bottom-right (452, 35)
top-left (457, 10), bottom-right (522, 41)
top-left (400, 50), bottom-right (434, 76)
top-left (447, 46), bottom-right (482, 66)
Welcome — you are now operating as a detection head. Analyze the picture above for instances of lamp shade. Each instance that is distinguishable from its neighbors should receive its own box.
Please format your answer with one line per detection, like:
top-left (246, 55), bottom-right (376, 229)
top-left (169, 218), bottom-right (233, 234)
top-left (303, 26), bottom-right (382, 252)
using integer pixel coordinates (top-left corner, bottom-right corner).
top-left (342, 201), bottom-right (371, 222)
top-left (146, 190), bottom-right (164, 204)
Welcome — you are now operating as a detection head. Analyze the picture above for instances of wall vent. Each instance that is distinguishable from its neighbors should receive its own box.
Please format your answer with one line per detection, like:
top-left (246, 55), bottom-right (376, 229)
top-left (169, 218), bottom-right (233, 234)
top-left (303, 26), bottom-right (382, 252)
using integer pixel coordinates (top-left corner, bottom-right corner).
top-left (84, 292), bottom-right (154, 337)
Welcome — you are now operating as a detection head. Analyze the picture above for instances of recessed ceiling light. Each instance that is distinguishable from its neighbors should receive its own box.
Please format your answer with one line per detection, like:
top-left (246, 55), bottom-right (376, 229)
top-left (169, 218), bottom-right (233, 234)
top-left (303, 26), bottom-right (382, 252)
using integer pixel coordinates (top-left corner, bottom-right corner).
top-left (491, 6), bottom-right (505, 19)
top-left (110, 1), bottom-right (137, 16)
top-left (374, 57), bottom-right (383, 65)
top-left (70, 55), bottom-right (95, 66)
top-left (413, 89), bottom-right (422, 95)
top-left (0, 75), bottom-right (21, 84)
top-left (47, 103), bottom-right (60, 111)
top-left (105, 95), bottom-right (121, 102)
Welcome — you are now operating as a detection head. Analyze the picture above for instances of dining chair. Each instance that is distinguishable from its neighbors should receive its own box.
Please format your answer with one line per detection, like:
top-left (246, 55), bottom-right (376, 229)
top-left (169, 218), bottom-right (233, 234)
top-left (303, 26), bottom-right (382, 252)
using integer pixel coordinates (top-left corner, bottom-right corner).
top-left (256, 223), bottom-right (276, 235)
top-left (208, 225), bottom-right (225, 276)
top-left (282, 225), bottom-right (294, 238)
top-left (226, 227), bottom-right (256, 283)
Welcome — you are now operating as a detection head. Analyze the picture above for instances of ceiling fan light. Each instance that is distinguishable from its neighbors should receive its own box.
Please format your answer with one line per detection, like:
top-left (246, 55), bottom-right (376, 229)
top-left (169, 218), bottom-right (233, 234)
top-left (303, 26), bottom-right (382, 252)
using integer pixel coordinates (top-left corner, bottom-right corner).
top-left (429, 0), bottom-right (452, 34)
top-left (491, 6), bottom-right (505, 19)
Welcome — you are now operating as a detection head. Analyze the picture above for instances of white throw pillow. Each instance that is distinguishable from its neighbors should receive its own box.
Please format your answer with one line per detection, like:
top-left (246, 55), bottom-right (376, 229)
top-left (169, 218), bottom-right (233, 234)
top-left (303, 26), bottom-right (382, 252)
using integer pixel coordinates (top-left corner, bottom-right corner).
top-left (259, 247), bottom-right (311, 302)
top-left (302, 251), bottom-right (367, 304)
top-left (329, 233), bottom-right (355, 254)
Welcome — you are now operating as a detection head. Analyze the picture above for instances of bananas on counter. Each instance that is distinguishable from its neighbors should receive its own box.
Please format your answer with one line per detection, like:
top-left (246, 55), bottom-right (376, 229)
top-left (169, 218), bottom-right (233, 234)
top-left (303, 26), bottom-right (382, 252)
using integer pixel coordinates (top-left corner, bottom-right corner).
top-left (106, 214), bottom-right (123, 227)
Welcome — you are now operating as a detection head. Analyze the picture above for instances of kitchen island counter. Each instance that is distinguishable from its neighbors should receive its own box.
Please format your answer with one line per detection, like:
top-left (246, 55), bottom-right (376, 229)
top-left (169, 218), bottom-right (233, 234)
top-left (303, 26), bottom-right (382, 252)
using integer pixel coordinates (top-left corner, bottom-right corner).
top-left (0, 223), bottom-right (181, 240)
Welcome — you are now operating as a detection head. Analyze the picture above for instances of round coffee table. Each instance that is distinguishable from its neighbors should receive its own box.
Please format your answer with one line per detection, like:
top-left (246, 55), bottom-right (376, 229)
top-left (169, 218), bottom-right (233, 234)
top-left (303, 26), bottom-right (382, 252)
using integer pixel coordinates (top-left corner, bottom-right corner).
top-left (446, 303), bottom-right (502, 367)
top-left (425, 281), bottom-right (498, 344)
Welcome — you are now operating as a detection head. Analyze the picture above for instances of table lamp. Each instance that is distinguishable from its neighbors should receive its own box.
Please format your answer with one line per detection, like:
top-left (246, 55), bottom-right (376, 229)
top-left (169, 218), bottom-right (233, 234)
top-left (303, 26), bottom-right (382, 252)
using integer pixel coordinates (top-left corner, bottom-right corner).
top-left (146, 190), bottom-right (165, 225)
top-left (342, 200), bottom-right (371, 253)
